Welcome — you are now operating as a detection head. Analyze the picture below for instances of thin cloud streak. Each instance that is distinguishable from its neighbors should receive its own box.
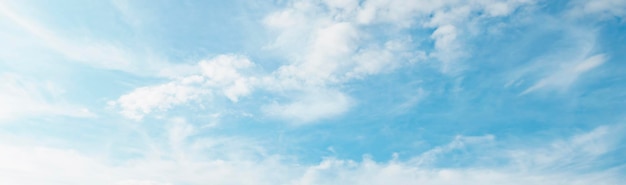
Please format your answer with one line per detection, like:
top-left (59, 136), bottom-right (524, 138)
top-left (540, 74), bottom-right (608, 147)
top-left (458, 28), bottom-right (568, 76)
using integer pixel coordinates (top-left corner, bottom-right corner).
top-left (0, 124), bottom-right (622, 185)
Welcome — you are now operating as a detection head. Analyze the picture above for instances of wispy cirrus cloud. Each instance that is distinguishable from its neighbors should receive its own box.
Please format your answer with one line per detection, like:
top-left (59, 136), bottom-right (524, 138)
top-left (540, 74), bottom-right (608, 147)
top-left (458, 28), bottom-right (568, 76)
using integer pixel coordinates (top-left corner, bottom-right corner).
top-left (501, 21), bottom-right (608, 95)
top-left (521, 54), bottom-right (606, 94)
top-left (0, 73), bottom-right (95, 122)
top-left (0, 123), bottom-right (622, 185)
top-left (0, 1), bottom-right (194, 78)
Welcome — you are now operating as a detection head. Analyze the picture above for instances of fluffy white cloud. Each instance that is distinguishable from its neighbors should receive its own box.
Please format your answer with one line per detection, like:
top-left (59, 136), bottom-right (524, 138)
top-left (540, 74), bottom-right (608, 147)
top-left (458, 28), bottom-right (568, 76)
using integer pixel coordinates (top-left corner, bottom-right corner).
top-left (199, 55), bottom-right (256, 102)
top-left (263, 0), bottom-right (537, 89)
top-left (109, 76), bottom-right (209, 121)
top-left (111, 0), bottom-right (541, 123)
top-left (261, 0), bottom-right (534, 121)
top-left (263, 0), bottom-right (432, 84)
top-left (110, 55), bottom-right (258, 120)
top-left (0, 124), bottom-right (622, 185)
top-left (305, 0), bottom-right (535, 73)
top-left (111, 51), bottom-right (358, 124)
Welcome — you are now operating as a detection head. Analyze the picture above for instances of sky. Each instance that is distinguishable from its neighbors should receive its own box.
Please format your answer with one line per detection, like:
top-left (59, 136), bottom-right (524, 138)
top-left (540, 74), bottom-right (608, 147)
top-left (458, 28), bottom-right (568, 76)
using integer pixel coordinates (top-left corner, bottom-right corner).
top-left (0, 0), bottom-right (625, 184)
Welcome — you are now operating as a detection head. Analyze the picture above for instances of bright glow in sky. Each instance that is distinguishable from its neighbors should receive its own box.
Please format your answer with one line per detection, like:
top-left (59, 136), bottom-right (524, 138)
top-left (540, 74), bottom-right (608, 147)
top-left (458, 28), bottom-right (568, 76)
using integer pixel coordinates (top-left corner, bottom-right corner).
top-left (1, 0), bottom-right (626, 184)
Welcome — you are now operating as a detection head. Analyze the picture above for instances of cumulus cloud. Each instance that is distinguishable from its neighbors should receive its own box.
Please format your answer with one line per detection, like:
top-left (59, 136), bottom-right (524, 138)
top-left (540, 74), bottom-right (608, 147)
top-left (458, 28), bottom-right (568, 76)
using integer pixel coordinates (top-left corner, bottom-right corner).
top-left (110, 0), bottom-right (542, 123)
top-left (109, 76), bottom-right (209, 121)
top-left (0, 124), bottom-right (623, 185)
top-left (199, 55), bottom-right (256, 102)
top-left (109, 55), bottom-right (258, 120)
top-left (258, 0), bottom-right (536, 121)
top-left (277, 0), bottom-right (536, 73)
top-left (110, 50), bottom-right (358, 124)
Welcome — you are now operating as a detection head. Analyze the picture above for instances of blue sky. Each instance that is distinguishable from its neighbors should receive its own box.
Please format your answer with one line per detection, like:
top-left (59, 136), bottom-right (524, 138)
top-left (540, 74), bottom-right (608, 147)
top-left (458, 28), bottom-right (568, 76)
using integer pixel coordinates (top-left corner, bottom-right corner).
top-left (1, 0), bottom-right (626, 184)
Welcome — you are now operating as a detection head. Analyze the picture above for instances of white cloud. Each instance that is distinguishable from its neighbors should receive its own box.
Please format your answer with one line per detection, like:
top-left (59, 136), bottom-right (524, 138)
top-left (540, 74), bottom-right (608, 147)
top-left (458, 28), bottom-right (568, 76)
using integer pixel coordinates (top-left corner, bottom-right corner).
top-left (410, 134), bottom-right (495, 166)
top-left (110, 0), bottom-right (538, 124)
top-left (109, 76), bottom-right (209, 121)
top-left (502, 24), bottom-right (607, 95)
top-left (351, 39), bottom-right (426, 78)
top-left (508, 125), bottom-right (622, 171)
top-left (343, 0), bottom-right (536, 72)
top-left (568, 0), bottom-right (626, 19)
top-left (430, 24), bottom-right (463, 72)
top-left (0, 124), bottom-right (622, 185)
top-left (0, 73), bottom-right (95, 122)
top-left (522, 54), bottom-right (606, 94)
top-left (258, 0), bottom-right (535, 122)
top-left (294, 160), bottom-right (620, 185)
top-left (263, 0), bottom-right (540, 79)
top-left (112, 0), bottom-right (537, 123)
top-left (0, 144), bottom-right (110, 185)
top-left (110, 54), bottom-right (261, 120)
top-left (263, 89), bottom-right (352, 124)
top-left (391, 87), bottom-right (429, 114)
top-left (263, 0), bottom-right (431, 84)
top-left (292, 124), bottom-right (624, 185)
top-left (199, 55), bottom-right (256, 102)
top-left (0, 1), bottom-right (193, 78)
top-left (111, 50), bottom-right (360, 123)
top-left (168, 118), bottom-right (195, 152)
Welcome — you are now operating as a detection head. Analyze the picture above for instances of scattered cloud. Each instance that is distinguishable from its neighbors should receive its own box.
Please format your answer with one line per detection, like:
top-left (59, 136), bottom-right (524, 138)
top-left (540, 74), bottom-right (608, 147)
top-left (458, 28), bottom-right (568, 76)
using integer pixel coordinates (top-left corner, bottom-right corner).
top-left (410, 134), bottom-right (495, 166)
top-left (109, 54), bottom-right (258, 121)
top-left (112, 0), bottom-right (539, 123)
top-left (508, 125), bottom-right (623, 171)
top-left (0, 124), bottom-right (622, 185)
top-left (108, 76), bottom-right (209, 121)
top-left (1, 1), bottom-right (625, 184)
